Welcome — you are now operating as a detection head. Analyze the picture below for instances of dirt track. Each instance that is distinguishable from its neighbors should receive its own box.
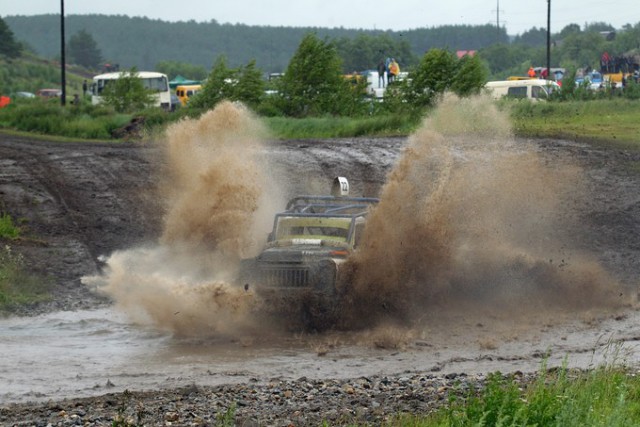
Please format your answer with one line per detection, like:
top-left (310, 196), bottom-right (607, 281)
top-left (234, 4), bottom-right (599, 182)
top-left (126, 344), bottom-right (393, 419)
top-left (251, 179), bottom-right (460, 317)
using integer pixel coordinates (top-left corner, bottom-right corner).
top-left (1, 130), bottom-right (640, 425)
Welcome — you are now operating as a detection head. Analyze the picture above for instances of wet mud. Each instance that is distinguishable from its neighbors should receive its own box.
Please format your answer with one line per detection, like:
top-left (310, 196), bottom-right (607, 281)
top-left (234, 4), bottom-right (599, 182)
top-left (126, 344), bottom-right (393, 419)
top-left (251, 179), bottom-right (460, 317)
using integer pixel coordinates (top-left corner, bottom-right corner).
top-left (1, 97), bottom-right (640, 414)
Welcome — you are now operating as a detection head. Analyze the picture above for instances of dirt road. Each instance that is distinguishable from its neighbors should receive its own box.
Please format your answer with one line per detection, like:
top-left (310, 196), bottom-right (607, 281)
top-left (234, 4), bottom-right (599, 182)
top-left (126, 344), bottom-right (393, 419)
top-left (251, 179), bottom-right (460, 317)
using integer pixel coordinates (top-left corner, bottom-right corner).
top-left (1, 119), bottom-right (640, 425)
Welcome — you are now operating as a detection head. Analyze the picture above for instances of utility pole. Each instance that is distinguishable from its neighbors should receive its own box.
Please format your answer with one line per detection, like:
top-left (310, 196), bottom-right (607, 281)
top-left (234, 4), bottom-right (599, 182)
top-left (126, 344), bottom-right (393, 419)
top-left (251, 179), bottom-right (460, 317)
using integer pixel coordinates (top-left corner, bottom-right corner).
top-left (60, 0), bottom-right (66, 106)
top-left (497, 0), bottom-right (500, 35)
top-left (493, 0), bottom-right (504, 42)
top-left (546, 0), bottom-right (551, 80)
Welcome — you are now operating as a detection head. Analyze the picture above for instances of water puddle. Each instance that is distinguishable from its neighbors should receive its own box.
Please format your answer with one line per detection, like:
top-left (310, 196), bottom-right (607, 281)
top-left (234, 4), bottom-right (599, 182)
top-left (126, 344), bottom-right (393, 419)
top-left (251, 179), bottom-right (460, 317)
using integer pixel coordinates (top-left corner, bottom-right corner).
top-left (3, 306), bottom-right (640, 404)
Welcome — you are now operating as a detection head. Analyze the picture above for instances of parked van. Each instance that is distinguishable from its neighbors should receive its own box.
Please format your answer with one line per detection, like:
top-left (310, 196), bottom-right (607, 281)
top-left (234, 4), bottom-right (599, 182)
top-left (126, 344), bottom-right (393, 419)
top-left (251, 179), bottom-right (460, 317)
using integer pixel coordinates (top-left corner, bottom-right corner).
top-left (175, 84), bottom-right (202, 106)
top-left (485, 79), bottom-right (560, 101)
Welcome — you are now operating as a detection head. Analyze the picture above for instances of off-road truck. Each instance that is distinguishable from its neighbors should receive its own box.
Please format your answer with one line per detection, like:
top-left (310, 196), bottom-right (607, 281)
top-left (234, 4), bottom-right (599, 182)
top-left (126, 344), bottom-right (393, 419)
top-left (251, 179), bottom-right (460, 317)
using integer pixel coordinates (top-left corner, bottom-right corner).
top-left (239, 178), bottom-right (378, 328)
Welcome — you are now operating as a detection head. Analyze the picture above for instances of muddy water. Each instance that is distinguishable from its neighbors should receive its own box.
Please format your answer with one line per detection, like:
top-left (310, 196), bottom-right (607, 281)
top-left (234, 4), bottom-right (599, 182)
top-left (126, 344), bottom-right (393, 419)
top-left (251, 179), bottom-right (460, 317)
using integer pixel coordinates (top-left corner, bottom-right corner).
top-left (4, 97), bottom-right (640, 404)
top-left (3, 307), bottom-right (640, 404)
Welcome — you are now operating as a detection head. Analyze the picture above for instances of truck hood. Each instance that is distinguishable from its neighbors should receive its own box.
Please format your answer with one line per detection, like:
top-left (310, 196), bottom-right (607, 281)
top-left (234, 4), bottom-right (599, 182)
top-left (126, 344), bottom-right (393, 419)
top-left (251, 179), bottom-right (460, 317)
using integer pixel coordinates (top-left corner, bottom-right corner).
top-left (256, 244), bottom-right (348, 263)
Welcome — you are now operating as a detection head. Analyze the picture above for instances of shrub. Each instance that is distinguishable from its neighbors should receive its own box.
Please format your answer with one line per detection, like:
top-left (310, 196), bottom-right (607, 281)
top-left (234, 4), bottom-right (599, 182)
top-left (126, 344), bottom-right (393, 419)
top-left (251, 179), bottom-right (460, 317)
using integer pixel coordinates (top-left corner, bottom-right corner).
top-left (190, 56), bottom-right (265, 110)
top-left (0, 213), bottom-right (20, 239)
top-left (0, 245), bottom-right (50, 309)
top-left (101, 68), bottom-right (155, 113)
top-left (276, 33), bottom-right (367, 117)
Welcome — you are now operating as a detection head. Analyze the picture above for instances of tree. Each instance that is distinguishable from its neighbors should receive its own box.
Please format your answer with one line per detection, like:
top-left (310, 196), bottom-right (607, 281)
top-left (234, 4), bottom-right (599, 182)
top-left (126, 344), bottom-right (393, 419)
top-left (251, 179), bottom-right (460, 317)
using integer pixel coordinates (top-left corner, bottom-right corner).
top-left (67, 29), bottom-right (102, 69)
top-left (190, 56), bottom-right (265, 109)
top-left (101, 68), bottom-right (154, 112)
top-left (561, 32), bottom-right (607, 69)
top-left (334, 33), bottom-right (416, 73)
top-left (189, 56), bottom-right (235, 109)
top-left (478, 43), bottom-right (538, 78)
top-left (0, 17), bottom-right (21, 58)
top-left (401, 48), bottom-right (457, 108)
top-left (584, 22), bottom-right (615, 33)
top-left (558, 23), bottom-right (581, 40)
top-left (156, 60), bottom-right (208, 80)
top-left (451, 54), bottom-right (488, 97)
top-left (277, 32), bottom-right (365, 117)
top-left (513, 27), bottom-right (548, 47)
top-left (233, 60), bottom-right (265, 108)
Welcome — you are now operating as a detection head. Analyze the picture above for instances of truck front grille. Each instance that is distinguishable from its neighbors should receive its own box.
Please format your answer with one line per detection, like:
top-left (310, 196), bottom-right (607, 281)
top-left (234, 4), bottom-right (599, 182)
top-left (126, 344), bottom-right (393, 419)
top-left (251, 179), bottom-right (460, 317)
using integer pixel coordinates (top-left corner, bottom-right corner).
top-left (262, 266), bottom-right (311, 287)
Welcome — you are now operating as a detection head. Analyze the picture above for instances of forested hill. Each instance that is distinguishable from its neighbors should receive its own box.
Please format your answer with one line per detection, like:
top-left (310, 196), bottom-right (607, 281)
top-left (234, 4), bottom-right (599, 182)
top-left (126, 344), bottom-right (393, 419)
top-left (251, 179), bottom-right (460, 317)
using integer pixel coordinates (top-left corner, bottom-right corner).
top-left (5, 14), bottom-right (508, 73)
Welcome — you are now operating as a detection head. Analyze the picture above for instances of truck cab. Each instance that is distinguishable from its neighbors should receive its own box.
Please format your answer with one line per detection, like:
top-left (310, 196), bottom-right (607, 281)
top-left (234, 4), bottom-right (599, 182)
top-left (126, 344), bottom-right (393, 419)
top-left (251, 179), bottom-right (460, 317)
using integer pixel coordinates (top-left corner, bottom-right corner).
top-left (239, 178), bottom-right (377, 296)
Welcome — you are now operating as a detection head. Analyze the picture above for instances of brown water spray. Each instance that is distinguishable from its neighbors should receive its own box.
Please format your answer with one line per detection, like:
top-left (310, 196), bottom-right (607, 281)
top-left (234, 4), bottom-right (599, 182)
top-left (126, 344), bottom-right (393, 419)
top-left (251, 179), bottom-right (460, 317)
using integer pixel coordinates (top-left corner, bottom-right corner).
top-left (341, 94), bottom-right (630, 329)
top-left (84, 102), bottom-right (278, 336)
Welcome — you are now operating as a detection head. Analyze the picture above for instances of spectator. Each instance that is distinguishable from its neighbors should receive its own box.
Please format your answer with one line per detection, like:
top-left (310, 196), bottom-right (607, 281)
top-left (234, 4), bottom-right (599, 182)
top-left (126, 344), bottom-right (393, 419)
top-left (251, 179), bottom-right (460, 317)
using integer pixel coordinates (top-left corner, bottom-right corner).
top-left (389, 58), bottom-right (400, 84)
top-left (385, 57), bottom-right (392, 88)
top-left (541, 68), bottom-right (549, 79)
top-left (377, 60), bottom-right (386, 88)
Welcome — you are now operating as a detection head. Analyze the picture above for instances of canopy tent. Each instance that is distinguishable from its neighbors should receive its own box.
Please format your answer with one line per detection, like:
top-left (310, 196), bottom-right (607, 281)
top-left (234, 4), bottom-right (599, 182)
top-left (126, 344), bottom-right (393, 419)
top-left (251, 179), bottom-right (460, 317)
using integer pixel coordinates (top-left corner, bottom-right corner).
top-left (169, 75), bottom-right (201, 89)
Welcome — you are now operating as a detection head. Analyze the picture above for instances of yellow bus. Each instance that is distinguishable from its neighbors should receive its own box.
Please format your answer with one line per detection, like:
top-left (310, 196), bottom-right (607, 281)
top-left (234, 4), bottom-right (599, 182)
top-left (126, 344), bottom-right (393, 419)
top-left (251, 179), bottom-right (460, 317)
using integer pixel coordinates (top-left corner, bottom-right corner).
top-left (175, 84), bottom-right (202, 106)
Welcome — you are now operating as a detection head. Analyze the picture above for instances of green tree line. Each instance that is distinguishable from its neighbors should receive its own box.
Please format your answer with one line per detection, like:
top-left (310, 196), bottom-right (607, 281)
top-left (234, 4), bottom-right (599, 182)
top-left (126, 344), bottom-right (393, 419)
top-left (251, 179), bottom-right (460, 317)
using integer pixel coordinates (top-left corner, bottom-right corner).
top-left (4, 14), bottom-right (515, 74)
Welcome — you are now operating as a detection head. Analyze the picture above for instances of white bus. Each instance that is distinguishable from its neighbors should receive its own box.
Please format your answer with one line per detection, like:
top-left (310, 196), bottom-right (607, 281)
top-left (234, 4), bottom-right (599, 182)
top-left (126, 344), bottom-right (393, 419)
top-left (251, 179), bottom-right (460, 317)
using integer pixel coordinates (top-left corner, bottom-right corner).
top-left (91, 71), bottom-right (172, 110)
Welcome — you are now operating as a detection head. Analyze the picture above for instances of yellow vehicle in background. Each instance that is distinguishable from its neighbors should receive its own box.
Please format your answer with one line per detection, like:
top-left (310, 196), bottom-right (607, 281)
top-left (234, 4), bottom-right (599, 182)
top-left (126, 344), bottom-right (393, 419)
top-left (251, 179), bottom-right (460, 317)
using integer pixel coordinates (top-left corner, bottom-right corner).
top-left (175, 84), bottom-right (201, 106)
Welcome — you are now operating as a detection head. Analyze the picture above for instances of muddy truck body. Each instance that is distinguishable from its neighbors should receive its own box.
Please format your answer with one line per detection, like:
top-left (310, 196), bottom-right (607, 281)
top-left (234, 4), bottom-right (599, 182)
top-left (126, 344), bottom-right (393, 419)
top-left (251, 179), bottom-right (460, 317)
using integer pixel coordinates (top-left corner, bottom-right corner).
top-left (239, 178), bottom-right (378, 328)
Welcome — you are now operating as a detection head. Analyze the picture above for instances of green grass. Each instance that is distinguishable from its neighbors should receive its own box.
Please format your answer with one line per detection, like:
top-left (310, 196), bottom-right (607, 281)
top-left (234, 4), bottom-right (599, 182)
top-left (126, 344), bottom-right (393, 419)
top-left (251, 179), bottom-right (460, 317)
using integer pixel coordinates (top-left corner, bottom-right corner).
top-left (509, 99), bottom-right (640, 149)
top-left (2, 95), bottom-right (640, 144)
top-left (0, 213), bottom-right (20, 239)
top-left (0, 98), bottom-right (139, 140)
top-left (265, 114), bottom-right (419, 139)
top-left (0, 244), bottom-right (50, 310)
top-left (369, 362), bottom-right (640, 427)
top-left (0, 53), bottom-right (89, 98)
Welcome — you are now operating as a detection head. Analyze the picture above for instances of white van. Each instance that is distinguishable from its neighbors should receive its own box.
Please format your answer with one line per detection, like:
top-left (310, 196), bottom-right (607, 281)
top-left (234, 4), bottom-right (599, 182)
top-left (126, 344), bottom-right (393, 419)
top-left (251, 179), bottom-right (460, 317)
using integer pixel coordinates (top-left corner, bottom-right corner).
top-left (485, 79), bottom-right (560, 101)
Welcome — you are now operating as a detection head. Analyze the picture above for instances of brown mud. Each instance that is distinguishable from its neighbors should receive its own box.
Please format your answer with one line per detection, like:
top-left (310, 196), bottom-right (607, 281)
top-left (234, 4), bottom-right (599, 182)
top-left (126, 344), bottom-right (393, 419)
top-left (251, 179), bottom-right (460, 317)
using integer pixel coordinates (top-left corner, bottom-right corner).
top-left (1, 98), bottom-right (640, 423)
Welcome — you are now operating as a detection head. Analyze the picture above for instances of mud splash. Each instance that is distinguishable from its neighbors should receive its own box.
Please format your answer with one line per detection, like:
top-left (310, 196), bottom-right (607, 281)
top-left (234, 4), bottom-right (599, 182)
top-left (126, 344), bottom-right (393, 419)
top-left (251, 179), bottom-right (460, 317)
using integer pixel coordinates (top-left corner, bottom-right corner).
top-left (341, 94), bottom-right (632, 329)
top-left (84, 102), bottom-right (281, 336)
top-left (85, 96), bottom-right (632, 340)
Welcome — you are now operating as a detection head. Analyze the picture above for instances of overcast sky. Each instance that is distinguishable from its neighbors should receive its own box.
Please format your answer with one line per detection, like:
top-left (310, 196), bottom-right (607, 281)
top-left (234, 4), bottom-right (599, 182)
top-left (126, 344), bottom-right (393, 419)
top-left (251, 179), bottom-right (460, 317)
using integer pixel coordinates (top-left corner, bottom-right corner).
top-left (1, 0), bottom-right (638, 35)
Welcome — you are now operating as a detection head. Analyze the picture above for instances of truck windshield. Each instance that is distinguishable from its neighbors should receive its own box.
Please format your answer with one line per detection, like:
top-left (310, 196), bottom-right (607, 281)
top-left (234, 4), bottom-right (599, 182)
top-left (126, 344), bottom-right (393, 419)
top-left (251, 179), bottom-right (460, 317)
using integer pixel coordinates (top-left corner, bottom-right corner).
top-left (275, 217), bottom-right (351, 242)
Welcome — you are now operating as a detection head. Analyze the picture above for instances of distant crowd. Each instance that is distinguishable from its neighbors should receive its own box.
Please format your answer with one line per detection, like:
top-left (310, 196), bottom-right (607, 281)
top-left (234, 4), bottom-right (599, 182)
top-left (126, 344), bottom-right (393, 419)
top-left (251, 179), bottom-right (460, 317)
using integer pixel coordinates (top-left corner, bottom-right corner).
top-left (377, 58), bottom-right (400, 88)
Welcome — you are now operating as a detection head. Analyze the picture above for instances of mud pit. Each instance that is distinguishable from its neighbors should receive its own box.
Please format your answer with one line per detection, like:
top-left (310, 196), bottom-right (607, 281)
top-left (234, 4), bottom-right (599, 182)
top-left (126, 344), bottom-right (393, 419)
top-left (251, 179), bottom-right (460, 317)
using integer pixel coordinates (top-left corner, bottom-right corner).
top-left (1, 98), bottom-right (640, 423)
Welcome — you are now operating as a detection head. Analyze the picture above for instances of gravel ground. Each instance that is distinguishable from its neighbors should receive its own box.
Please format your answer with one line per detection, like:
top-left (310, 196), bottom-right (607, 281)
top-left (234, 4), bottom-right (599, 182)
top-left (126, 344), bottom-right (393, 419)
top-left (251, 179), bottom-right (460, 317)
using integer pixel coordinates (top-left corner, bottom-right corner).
top-left (0, 372), bottom-right (540, 426)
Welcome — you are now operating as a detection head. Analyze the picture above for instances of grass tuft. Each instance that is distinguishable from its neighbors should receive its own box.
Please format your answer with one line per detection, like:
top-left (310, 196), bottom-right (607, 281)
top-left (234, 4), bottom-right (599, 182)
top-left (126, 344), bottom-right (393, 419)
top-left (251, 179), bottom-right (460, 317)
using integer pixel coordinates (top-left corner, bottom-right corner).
top-left (378, 362), bottom-right (640, 427)
top-left (0, 244), bottom-right (50, 309)
top-left (0, 213), bottom-right (20, 239)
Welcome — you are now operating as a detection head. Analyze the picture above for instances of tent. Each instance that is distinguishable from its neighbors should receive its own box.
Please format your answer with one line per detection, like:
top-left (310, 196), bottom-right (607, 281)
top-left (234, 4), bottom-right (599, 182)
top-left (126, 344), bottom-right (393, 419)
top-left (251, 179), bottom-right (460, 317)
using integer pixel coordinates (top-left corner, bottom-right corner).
top-left (169, 75), bottom-right (201, 89)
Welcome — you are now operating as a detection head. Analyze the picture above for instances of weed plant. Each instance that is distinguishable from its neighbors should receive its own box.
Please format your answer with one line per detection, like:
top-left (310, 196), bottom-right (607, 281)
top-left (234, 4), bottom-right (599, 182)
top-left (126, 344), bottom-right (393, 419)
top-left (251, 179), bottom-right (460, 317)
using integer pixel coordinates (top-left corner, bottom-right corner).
top-left (0, 213), bottom-right (20, 239)
top-left (0, 244), bottom-right (50, 309)
top-left (0, 99), bottom-right (133, 140)
top-left (378, 363), bottom-right (640, 427)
